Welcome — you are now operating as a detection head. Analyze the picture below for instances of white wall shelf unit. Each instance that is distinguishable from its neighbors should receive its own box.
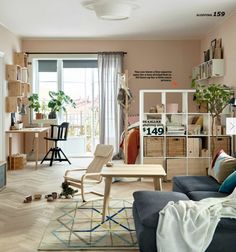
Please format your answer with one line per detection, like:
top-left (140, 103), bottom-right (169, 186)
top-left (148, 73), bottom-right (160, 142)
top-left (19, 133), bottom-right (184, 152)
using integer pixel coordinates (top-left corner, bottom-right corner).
top-left (192, 59), bottom-right (224, 81)
top-left (139, 89), bottom-right (232, 180)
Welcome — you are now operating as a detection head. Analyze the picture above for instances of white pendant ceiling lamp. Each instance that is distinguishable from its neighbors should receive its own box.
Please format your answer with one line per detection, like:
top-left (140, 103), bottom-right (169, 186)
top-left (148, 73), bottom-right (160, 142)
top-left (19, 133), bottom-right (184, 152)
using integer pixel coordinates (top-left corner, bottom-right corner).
top-left (82, 0), bottom-right (140, 20)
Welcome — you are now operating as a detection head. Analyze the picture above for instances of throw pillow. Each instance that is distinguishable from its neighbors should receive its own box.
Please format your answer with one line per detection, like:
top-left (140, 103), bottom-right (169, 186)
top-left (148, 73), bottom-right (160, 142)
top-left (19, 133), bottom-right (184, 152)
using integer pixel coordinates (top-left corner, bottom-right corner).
top-left (209, 149), bottom-right (236, 183)
top-left (219, 171), bottom-right (236, 193)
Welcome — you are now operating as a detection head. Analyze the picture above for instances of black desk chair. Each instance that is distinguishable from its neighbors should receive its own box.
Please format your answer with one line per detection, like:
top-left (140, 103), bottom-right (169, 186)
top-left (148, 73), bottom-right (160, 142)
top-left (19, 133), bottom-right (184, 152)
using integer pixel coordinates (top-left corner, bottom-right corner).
top-left (41, 122), bottom-right (71, 166)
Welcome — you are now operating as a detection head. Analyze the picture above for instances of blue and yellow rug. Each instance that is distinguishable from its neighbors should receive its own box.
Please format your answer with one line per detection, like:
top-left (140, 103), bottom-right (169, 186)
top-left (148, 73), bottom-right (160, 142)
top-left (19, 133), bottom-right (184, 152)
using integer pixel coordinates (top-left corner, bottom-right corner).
top-left (38, 199), bottom-right (138, 250)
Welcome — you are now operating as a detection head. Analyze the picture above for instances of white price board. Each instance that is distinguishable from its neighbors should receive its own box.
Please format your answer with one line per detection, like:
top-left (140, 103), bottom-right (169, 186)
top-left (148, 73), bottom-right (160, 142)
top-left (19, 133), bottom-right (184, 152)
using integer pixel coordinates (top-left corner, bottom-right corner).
top-left (142, 124), bottom-right (164, 136)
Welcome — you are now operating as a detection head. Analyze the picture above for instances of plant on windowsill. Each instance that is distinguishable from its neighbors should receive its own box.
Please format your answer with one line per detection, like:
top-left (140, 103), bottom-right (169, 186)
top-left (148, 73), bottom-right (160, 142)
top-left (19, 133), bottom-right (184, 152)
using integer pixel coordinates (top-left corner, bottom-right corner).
top-left (47, 90), bottom-right (76, 119)
top-left (28, 93), bottom-right (43, 119)
top-left (193, 81), bottom-right (234, 157)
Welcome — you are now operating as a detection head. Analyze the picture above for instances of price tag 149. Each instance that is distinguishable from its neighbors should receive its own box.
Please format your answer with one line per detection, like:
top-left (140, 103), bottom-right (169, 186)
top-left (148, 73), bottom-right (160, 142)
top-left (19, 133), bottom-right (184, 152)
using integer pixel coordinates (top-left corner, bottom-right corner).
top-left (143, 125), bottom-right (164, 136)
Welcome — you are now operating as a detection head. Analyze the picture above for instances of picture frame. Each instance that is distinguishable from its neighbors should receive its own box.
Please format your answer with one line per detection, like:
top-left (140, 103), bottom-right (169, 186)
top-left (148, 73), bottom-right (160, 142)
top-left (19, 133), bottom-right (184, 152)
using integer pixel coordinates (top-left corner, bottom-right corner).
top-left (211, 39), bottom-right (217, 48)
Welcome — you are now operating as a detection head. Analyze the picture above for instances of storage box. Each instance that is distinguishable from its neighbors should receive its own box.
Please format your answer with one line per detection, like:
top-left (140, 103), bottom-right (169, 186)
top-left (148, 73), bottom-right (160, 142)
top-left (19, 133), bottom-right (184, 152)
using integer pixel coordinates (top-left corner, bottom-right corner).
top-left (166, 159), bottom-right (187, 180)
top-left (144, 137), bottom-right (163, 157)
top-left (166, 137), bottom-right (186, 157)
top-left (188, 138), bottom-right (202, 157)
top-left (6, 64), bottom-right (22, 81)
top-left (8, 81), bottom-right (23, 96)
top-left (9, 154), bottom-right (27, 170)
top-left (14, 52), bottom-right (27, 67)
top-left (188, 158), bottom-right (209, 176)
top-left (211, 137), bottom-right (231, 155)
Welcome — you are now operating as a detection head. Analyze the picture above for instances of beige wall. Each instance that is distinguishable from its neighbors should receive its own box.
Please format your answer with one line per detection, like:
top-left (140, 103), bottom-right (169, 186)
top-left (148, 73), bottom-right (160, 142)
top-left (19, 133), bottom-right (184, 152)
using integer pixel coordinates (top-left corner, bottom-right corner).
top-left (201, 14), bottom-right (236, 88)
top-left (0, 24), bottom-right (22, 156)
top-left (22, 39), bottom-right (201, 115)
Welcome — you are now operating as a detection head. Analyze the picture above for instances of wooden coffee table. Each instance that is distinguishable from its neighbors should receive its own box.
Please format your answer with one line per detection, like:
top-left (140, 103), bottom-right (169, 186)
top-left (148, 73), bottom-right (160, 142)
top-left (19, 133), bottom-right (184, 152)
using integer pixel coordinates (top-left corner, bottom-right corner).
top-left (101, 164), bottom-right (166, 222)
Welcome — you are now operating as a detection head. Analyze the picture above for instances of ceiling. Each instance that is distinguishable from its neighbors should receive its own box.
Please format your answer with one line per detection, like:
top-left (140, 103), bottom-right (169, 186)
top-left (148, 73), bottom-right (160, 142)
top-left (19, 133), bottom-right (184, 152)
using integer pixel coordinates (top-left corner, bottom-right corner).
top-left (0, 0), bottom-right (236, 39)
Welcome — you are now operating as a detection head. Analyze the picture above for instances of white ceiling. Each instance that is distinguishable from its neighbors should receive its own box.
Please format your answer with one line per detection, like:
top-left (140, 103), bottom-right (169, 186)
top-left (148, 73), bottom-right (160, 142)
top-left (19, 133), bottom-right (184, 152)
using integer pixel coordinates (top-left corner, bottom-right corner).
top-left (0, 0), bottom-right (236, 39)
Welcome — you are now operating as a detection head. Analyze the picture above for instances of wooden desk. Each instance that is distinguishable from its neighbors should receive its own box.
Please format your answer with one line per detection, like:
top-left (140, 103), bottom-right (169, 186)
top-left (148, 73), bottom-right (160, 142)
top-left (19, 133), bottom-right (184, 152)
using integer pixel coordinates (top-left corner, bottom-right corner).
top-left (100, 164), bottom-right (166, 222)
top-left (6, 127), bottom-right (50, 170)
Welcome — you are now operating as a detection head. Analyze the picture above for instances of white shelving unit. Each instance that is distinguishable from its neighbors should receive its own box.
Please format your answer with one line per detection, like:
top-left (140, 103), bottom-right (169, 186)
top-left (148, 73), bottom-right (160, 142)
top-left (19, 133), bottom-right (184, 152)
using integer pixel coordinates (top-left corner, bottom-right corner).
top-left (192, 59), bottom-right (224, 81)
top-left (139, 89), bottom-right (232, 180)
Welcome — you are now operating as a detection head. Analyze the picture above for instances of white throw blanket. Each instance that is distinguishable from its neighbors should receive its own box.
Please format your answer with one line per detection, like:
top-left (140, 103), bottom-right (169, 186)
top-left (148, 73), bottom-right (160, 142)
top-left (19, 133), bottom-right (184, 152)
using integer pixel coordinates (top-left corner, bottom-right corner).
top-left (156, 190), bottom-right (236, 252)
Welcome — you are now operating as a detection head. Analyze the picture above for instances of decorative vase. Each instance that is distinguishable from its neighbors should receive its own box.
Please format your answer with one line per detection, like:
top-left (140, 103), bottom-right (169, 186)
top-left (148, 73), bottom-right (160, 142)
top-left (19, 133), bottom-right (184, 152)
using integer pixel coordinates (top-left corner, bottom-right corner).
top-left (48, 111), bottom-right (57, 119)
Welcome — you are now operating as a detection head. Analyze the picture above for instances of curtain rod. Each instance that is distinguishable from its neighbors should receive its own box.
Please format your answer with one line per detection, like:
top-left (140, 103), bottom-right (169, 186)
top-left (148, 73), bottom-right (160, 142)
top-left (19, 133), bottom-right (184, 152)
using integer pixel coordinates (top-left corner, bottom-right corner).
top-left (25, 51), bottom-right (127, 55)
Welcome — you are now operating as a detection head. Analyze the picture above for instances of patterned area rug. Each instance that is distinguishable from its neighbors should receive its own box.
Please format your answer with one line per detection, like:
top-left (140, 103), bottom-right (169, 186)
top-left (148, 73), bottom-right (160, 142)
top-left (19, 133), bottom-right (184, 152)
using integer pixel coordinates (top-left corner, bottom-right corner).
top-left (38, 199), bottom-right (138, 250)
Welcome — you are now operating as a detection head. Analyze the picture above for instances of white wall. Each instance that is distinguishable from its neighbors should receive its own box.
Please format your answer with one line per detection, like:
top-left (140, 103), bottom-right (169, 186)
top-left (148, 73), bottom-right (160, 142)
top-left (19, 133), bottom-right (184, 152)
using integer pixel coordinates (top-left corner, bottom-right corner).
top-left (0, 24), bottom-right (22, 158)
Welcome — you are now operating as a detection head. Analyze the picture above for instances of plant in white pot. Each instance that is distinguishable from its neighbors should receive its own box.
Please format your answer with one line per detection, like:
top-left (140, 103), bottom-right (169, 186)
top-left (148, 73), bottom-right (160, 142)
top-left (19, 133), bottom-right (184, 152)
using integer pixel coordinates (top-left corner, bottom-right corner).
top-left (48, 90), bottom-right (76, 119)
top-left (193, 82), bottom-right (234, 157)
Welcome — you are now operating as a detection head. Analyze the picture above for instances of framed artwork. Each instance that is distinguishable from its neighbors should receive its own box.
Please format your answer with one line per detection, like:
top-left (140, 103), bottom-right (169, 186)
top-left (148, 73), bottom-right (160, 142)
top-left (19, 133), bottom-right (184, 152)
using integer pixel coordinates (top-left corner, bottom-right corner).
top-left (211, 39), bottom-right (217, 48)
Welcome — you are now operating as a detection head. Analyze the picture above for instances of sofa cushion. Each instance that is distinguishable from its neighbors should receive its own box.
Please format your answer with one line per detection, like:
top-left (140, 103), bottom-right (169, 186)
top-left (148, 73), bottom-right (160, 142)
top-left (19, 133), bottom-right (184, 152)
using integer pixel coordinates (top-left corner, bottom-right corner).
top-left (173, 176), bottom-right (221, 195)
top-left (188, 191), bottom-right (229, 201)
top-left (219, 171), bottom-right (236, 193)
top-left (133, 191), bottom-right (188, 228)
top-left (209, 150), bottom-right (236, 183)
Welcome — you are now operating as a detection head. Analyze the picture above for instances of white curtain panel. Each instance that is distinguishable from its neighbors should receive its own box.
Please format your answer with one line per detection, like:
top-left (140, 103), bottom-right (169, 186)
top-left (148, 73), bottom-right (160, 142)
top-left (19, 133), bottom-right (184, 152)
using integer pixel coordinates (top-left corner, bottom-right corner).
top-left (98, 52), bottom-right (124, 154)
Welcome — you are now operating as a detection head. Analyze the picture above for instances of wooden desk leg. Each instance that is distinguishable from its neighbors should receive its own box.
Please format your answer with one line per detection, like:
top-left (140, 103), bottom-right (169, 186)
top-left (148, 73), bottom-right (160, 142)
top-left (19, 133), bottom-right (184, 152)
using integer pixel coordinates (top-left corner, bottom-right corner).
top-left (153, 176), bottom-right (162, 191)
top-left (35, 133), bottom-right (39, 169)
top-left (8, 133), bottom-right (12, 170)
top-left (102, 176), bottom-right (112, 222)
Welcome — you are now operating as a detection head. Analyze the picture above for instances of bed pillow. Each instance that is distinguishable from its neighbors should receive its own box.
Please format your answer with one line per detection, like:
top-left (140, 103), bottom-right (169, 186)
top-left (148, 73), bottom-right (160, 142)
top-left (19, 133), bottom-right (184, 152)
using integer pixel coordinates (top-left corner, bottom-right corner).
top-left (209, 149), bottom-right (236, 183)
top-left (219, 171), bottom-right (236, 193)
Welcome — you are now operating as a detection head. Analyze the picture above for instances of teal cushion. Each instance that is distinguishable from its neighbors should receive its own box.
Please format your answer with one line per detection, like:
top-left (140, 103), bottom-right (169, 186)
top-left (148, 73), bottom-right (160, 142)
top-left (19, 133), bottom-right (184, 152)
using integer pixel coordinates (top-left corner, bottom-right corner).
top-left (219, 171), bottom-right (236, 193)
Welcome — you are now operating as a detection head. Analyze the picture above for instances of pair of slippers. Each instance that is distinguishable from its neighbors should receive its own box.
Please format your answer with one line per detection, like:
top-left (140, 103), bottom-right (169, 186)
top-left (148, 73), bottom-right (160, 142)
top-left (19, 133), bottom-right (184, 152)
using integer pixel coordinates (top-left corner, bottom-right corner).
top-left (23, 192), bottom-right (58, 203)
top-left (23, 193), bottom-right (42, 203)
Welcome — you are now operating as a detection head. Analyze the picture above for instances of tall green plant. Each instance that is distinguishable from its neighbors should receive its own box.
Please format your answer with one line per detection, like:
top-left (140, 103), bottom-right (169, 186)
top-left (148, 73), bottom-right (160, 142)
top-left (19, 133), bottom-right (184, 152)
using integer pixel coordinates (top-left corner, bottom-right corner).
top-left (193, 82), bottom-right (233, 157)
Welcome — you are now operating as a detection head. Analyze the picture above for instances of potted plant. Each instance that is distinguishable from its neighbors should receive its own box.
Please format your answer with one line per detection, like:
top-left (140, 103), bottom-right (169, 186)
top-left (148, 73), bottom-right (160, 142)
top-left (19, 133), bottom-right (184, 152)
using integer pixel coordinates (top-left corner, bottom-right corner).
top-left (48, 90), bottom-right (76, 119)
top-left (193, 82), bottom-right (234, 157)
top-left (28, 93), bottom-right (43, 119)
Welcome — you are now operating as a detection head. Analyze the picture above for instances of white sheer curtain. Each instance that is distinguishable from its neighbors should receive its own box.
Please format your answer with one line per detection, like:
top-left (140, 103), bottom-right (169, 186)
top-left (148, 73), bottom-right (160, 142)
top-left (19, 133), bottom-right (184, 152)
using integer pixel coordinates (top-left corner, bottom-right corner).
top-left (98, 52), bottom-right (124, 154)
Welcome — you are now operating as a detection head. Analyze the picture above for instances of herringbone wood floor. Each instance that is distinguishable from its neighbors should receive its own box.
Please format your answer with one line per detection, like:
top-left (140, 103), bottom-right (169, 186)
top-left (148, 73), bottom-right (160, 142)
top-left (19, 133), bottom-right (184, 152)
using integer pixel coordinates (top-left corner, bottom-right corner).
top-left (0, 158), bottom-right (171, 252)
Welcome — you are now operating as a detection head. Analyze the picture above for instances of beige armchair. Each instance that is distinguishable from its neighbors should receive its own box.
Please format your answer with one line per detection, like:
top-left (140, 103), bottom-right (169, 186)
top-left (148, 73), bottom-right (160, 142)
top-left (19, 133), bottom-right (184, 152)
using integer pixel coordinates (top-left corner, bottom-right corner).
top-left (64, 144), bottom-right (114, 201)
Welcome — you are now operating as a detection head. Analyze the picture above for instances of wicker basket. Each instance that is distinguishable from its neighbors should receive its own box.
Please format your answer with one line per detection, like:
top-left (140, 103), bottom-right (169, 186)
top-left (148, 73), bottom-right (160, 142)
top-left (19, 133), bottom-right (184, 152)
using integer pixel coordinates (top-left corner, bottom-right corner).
top-left (144, 137), bottom-right (163, 157)
top-left (166, 137), bottom-right (186, 157)
top-left (9, 154), bottom-right (27, 170)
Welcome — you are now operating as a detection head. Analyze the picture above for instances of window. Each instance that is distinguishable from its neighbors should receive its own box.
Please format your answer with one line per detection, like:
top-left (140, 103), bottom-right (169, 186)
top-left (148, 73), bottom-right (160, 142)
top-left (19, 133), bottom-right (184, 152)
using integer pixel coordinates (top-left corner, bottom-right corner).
top-left (33, 57), bottom-right (99, 156)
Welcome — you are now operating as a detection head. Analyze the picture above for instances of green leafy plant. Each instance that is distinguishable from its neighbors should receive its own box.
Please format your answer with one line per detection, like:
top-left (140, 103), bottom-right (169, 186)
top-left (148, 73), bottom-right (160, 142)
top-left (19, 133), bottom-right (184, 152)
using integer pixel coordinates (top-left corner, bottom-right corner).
top-left (193, 82), bottom-right (234, 156)
top-left (48, 90), bottom-right (76, 118)
top-left (28, 93), bottom-right (41, 113)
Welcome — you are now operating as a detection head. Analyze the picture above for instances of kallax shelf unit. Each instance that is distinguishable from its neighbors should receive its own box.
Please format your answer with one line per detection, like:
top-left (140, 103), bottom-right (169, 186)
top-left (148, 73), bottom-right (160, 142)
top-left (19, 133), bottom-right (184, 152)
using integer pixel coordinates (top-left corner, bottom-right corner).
top-left (139, 89), bottom-right (232, 180)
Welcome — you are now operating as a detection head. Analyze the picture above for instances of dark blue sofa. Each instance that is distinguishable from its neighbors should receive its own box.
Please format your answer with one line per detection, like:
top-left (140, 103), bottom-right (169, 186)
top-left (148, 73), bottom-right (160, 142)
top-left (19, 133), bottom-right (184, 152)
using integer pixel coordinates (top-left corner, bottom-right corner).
top-left (133, 176), bottom-right (236, 252)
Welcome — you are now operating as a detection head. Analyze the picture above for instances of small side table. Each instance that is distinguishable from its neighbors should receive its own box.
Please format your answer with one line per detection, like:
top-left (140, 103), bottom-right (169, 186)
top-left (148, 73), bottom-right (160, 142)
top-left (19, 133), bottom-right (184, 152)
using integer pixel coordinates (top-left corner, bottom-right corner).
top-left (0, 161), bottom-right (7, 191)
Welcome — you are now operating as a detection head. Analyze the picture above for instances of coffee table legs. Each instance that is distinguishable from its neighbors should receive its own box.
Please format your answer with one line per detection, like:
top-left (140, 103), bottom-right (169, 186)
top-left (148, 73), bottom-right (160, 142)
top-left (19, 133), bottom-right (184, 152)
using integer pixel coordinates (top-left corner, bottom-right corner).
top-left (102, 176), bottom-right (112, 222)
top-left (153, 176), bottom-right (162, 191)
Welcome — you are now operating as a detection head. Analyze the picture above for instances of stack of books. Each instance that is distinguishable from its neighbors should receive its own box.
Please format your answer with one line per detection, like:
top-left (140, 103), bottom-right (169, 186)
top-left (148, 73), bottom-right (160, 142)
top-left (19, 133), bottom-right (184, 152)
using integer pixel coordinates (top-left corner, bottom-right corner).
top-left (166, 125), bottom-right (185, 135)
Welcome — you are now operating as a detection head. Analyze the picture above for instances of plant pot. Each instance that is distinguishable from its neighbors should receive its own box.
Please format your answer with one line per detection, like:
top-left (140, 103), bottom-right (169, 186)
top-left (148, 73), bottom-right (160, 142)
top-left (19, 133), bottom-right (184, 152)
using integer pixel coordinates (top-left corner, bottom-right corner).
top-left (36, 113), bottom-right (43, 119)
top-left (48, 111), bottom-right (57, 119)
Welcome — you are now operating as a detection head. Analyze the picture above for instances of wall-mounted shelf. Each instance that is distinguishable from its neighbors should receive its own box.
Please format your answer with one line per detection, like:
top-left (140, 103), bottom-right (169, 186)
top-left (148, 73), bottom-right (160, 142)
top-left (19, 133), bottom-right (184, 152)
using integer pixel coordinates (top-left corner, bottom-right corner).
top-left (192, 59), bottom-right (224, 81)
top-left (5, 53), bottom-right (30, 113)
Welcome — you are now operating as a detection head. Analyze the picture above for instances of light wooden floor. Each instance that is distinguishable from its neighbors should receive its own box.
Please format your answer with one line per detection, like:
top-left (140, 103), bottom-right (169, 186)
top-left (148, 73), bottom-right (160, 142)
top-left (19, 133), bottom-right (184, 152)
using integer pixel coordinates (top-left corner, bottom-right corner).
top-left (0, 158), bottom-right (172, 252)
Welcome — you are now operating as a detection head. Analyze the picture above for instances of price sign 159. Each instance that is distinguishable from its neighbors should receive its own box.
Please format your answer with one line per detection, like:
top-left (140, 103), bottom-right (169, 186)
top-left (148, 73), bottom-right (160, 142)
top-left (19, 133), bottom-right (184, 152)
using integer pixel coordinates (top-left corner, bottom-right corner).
top-left (143, 125), bottom-right (164, 136)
